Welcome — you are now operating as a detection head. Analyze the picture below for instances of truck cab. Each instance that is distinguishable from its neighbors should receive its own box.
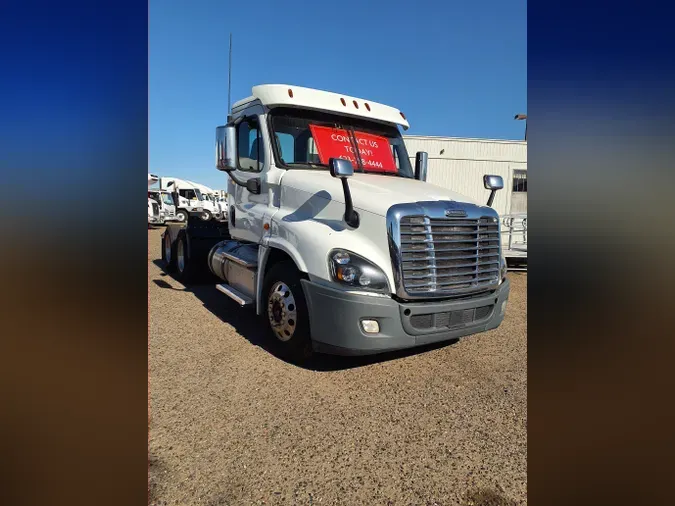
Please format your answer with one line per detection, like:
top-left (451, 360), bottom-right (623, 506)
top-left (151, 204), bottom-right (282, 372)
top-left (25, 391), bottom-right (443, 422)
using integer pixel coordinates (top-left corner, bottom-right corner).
top-left (148, 188), bottom-right (178, 223)
top-left (148, 173), bottom-right (162, 226)
top-left (162, 84), bottom-right (509, 361)
top-left (191, 182), bottom-right (224, 221)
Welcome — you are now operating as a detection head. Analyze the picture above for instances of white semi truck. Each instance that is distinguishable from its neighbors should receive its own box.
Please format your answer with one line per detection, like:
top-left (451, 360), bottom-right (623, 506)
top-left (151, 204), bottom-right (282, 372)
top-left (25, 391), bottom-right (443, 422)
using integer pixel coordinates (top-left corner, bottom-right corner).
top-left (159, 177), bottom-right (221, 222)
top-left (161, 84), bottom-right (509, 361)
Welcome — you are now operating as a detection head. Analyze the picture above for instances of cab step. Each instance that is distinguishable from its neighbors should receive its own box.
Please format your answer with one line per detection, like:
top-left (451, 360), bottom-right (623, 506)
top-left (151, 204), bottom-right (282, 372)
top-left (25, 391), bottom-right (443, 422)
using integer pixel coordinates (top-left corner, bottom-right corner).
top-left (216, 283), bottom-right (253, 306)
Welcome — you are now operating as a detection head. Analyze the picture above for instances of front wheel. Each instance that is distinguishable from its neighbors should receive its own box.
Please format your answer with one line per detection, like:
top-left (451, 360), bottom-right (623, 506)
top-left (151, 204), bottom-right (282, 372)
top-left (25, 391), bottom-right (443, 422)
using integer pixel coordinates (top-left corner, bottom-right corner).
top-left (262, 261), bottom-right (312, 363)
top-left (175, 209), bottom-right (188, 222)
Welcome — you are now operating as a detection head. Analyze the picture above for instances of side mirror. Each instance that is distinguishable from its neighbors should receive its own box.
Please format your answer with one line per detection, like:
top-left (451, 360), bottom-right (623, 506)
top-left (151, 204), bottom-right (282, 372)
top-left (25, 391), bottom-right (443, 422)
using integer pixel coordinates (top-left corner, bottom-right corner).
top-left (216, 125), bottom-right (237, 172)
top-left (414, 151), bottom-right (428, 181)
top-left (483, 175), bottom-right (504, 207)
top-left (328, 158), bottom-right (359, 228)
top-left (329, 158), bottom-right (354, 178)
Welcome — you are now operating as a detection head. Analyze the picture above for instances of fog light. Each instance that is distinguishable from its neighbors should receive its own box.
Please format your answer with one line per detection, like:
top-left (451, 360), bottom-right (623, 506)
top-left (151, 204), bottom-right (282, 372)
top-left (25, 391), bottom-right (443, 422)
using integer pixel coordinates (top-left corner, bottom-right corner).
top-left (361, 319), bottom-right (380, 334)
top-left (500, 301), bottom-right (507, 316)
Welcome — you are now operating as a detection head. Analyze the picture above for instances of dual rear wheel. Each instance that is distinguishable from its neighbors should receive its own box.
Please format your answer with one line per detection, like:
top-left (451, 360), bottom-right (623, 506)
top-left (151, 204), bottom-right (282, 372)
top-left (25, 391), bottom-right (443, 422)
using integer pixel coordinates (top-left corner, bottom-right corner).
top-left (162, 231), bottom-right (195, 282)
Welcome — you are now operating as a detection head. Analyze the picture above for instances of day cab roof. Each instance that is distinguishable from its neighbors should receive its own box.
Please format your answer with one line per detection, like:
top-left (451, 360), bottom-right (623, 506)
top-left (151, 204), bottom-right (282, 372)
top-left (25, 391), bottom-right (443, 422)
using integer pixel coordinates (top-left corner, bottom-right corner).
top-left (231, 84), bottom-right (410, 130)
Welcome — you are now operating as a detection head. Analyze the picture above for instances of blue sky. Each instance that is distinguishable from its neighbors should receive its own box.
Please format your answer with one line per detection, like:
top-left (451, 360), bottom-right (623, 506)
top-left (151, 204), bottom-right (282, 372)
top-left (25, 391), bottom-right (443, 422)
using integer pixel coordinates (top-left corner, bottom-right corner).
top-left (150, 0), bottom-right (526, 190)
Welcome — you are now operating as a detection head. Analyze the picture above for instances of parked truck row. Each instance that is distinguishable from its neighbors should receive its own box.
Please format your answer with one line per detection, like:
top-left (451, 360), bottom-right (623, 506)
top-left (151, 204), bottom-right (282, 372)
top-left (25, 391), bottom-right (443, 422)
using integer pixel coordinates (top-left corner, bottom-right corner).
top-left (161, 84), bottom-right (510, 361)
top-left (149, 174), bottom-right (228, 226)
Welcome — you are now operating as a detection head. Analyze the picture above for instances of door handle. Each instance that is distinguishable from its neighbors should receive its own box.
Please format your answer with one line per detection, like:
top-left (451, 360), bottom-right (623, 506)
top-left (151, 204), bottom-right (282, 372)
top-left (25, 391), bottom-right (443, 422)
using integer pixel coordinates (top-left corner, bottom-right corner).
top-left (246, 178), bottom-right (261, 195)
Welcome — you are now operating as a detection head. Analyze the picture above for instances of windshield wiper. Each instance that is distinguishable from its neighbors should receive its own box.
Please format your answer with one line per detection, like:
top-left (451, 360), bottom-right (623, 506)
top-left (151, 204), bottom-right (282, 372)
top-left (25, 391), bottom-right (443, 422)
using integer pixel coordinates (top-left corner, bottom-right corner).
top-left (285, 162), bottom-right (327, 169)
top-left (345, 125), bottom-right (365, 173)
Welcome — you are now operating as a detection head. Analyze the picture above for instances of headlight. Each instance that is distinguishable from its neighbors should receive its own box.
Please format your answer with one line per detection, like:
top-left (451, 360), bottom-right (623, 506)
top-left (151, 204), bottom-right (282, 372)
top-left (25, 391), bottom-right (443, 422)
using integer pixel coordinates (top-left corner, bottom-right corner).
top-left (328, 249), bottom-right (390, 293)
top-left (500, 255), bottom-right (508, 282)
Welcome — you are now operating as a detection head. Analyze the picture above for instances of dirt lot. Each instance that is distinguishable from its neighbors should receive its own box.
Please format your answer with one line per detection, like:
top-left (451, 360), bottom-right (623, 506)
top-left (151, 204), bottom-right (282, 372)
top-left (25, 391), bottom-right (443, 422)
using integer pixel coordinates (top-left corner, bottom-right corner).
top-left (149, 226), bottom-right (527, 506)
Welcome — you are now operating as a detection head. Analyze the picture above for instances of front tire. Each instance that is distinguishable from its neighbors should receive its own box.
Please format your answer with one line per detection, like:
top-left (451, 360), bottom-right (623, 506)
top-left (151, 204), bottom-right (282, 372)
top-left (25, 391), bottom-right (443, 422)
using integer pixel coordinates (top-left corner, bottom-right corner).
top-left (175, 209), bottom-right (188, 222)
top-left (262, 261), bottom-right (312, 363)
top-left (200, 210), bottom-right (213, 221)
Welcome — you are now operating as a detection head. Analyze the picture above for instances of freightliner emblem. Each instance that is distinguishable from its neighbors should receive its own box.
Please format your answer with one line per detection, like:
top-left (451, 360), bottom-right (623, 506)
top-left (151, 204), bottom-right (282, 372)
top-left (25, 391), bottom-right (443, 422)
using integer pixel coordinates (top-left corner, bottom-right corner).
top-left (444, 204), bottom-right (467, 218)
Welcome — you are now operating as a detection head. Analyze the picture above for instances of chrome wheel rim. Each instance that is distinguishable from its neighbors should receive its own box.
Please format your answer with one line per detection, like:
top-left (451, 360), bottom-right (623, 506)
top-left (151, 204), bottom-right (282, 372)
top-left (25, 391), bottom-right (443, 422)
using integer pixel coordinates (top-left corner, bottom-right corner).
top-left (267, 282), bottom-right (297, 342)
top-left (164, 235), bottom-right (171, 264)
top-left (177, 240), bottom-right (185, 273)
top-left (201, 212), bottom-right (210, 221)
top-left (177, 211), bottom-right (186, 222)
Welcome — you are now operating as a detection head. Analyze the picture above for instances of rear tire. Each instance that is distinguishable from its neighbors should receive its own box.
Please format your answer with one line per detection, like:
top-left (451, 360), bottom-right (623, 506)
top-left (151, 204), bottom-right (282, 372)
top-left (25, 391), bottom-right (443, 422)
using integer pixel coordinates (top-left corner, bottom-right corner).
top-left (262, 261), bottom-right (312, 363)
top-left (174, 233), bottom-right (196, 284)
top-left (162, 232), bottom-right (176, 272)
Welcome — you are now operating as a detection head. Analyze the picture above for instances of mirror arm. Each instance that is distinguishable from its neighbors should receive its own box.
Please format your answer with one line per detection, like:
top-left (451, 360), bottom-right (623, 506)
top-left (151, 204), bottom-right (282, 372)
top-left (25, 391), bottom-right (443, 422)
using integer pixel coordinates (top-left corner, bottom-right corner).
top-left (341, 178), bottom-right (359, 228)
top-left (226, 170), bottom-right (247, 188)
top-left (487, 190), bottom-right (497, 207)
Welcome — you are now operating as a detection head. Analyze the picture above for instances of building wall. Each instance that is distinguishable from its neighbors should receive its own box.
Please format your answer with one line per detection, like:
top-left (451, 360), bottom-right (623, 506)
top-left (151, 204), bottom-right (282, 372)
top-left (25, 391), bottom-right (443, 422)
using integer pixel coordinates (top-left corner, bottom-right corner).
top-left (403, 135), bottom-right (527, 217)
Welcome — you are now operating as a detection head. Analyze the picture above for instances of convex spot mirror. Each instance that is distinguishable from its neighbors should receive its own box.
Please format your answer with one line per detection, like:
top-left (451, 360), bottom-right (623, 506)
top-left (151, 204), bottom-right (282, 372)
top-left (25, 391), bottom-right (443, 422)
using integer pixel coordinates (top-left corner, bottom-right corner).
top-left (329, 158), bottom-right (354, 178)
top-left (483, 175), bottom-right (504, 208)
top-left (483, 175), bottom-right (504, 190)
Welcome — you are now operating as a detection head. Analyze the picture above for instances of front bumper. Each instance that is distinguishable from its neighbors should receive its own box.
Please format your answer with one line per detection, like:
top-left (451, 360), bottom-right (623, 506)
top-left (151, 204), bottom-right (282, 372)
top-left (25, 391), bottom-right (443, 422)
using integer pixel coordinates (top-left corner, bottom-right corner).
top-left (301, 279), bottom-right (510, 356)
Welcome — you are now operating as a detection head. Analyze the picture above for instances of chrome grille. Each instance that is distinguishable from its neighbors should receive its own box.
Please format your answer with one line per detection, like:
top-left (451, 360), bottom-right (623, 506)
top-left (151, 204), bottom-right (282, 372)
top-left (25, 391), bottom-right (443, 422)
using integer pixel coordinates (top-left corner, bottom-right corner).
top-left (152, 202), bottom-right (160, 216)
top-left (399, 215), bottom-right (500, 296)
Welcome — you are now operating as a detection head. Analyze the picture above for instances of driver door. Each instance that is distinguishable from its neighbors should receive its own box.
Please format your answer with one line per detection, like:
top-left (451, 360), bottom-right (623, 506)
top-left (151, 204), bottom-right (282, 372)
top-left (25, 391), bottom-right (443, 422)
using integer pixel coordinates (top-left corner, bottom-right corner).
top-left (228, 110), bottom-right (269, 243)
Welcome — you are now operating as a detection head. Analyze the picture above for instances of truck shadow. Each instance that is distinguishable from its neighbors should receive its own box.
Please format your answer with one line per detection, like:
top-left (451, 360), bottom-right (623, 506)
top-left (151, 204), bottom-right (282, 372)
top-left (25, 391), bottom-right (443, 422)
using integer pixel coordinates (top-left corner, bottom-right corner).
top-left (151, 259), bottom-right (460, 371)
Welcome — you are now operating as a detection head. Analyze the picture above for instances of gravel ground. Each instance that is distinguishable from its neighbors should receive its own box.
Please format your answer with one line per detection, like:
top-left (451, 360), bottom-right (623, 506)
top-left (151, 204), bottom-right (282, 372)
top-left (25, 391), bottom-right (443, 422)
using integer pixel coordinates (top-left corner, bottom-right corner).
top-left (149, 226), bottom-right (527, 506)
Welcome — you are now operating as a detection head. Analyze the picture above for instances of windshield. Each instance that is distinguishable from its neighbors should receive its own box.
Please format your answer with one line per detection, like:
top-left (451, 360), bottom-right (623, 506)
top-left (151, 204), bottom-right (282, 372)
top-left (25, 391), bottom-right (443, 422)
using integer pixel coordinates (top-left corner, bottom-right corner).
top-left (161, 193), bottom-right (174, 206)
top-left (269, 107), bottom-right (413, 178)
top-left (194, 189), bottom-right (203, 200)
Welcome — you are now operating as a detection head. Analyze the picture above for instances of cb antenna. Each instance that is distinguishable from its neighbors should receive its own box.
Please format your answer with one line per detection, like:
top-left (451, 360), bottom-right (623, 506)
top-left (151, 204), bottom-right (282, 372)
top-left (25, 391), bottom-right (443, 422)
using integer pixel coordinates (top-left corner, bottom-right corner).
top-left (227, 33), bottom-right (232, 115)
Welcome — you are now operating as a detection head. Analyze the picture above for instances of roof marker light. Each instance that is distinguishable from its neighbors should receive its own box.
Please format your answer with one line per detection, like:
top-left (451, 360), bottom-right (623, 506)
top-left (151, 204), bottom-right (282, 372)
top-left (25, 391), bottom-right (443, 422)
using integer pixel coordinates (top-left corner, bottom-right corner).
top-left (340, 98), bottom-right (346, 106)
top-left (400, 112), bottom-right (406, 120)
top-left (353, 100), bottom-right (359, 109)
top-left (364, 103), bottom-right (371, 111)
top-left (288, 88), bottom-right (293, 98)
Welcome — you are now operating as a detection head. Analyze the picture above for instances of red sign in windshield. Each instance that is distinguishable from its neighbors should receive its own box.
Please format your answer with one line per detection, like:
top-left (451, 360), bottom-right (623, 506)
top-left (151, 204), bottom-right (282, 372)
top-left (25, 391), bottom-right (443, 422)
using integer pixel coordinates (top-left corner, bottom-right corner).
top-left (309, 124), bottom-right (397, 173)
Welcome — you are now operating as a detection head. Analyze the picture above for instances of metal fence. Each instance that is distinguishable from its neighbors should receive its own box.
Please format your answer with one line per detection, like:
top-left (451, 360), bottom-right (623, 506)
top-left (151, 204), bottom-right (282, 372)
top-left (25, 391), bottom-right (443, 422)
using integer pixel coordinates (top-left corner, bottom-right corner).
top-left (501, 213), bottom-right (527, 271)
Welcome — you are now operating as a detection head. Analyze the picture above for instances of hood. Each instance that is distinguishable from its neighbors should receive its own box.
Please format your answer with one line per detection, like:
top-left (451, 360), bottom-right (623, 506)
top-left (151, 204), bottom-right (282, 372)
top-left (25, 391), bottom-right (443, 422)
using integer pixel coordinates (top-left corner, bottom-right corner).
top-left (280, 170), bottom-right (482, 217)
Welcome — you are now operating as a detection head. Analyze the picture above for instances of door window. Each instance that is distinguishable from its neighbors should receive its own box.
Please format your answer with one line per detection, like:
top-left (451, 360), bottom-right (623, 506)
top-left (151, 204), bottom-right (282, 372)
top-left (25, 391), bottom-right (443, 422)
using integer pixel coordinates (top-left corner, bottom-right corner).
top-left (179, 189), bottom-right (196, 200)
top-left (237, 116), bottom-right (262, 172)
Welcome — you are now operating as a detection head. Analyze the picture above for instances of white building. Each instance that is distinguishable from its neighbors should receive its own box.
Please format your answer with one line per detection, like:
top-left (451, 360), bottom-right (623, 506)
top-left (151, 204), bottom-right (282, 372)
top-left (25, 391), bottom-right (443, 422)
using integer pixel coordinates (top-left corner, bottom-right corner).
top-left (403, 136), bottom-right (527, 217)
